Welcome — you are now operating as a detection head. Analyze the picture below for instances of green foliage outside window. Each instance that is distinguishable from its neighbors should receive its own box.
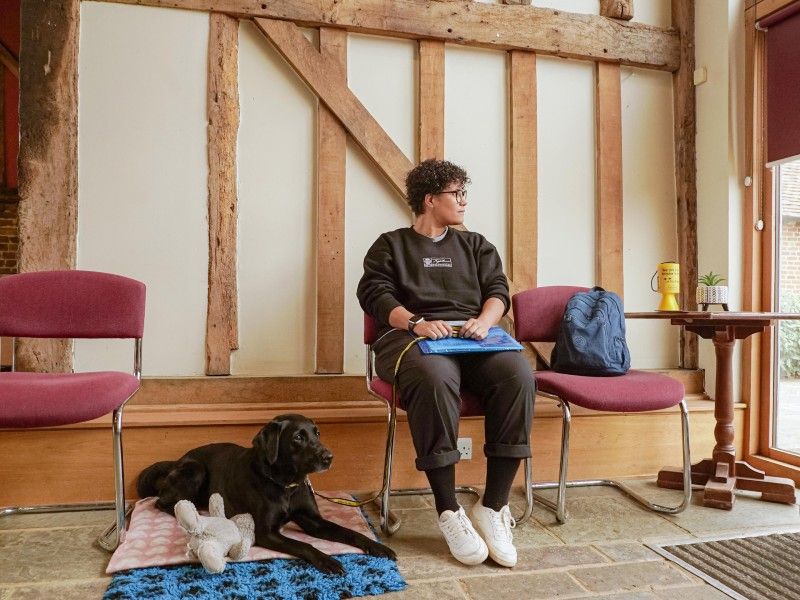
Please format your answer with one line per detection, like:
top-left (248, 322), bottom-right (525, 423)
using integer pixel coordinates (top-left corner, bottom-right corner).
top-left (779, 292), bottom-right (800, 379)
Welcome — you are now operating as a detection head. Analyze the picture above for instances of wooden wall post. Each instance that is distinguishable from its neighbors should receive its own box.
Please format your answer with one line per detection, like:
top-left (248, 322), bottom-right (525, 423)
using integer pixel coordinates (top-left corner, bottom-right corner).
top-left (418, 40), bottom-right (445, 161)
top-left (672, 0), bottom-right (699, 369)
top-left (17, 0), bottom-right (80, 372)
top-left (595, 61), bottom-right (624, 297)
top-left (205, 14), bottom-right (240, 376)
top-left (509, 51), bottom-right (537, 291)
top-left (315, 28), bottom-right (347, 374)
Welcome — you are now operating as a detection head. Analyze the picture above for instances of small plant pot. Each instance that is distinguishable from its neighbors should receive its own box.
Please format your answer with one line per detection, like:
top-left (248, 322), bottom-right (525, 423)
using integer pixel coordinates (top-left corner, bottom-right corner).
top-left (696, 285), bottom-right (729, 305)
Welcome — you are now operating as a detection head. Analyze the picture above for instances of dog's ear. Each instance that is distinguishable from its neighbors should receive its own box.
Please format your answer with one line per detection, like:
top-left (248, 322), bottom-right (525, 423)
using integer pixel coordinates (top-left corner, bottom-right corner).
top-left (253, 420), bottom-right (286, 465)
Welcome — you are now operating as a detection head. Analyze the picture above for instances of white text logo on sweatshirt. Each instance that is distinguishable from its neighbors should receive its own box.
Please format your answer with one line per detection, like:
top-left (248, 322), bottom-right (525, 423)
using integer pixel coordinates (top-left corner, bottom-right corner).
top-left (423, 257), bottom-right (453, 268)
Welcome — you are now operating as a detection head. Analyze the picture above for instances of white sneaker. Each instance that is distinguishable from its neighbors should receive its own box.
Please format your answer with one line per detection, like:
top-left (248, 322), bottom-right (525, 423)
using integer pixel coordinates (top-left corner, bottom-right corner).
top-left (437, 506), bottom-right (489, 565)
top-left (470, 501), bottom-right (517, 567)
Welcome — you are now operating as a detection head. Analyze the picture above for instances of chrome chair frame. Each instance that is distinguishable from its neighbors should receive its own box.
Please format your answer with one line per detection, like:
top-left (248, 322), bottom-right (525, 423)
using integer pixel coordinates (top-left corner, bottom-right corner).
top-left (529, 391), bottom-right (693, 523)
top-left (365, 341), bottom-right (534, 535)
top-left (0, 336), bottom-right (142, 551)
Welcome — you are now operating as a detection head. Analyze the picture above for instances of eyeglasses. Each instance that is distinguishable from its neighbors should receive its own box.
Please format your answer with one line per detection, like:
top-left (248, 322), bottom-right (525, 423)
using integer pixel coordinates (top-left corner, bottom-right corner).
top-left (436, 189), bottom-right (468, 205)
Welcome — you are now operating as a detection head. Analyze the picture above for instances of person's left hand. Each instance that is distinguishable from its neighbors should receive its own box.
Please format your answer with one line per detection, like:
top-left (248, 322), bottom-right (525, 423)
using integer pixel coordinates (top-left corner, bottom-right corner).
top-left (459, 317), bottom-right (491, 340)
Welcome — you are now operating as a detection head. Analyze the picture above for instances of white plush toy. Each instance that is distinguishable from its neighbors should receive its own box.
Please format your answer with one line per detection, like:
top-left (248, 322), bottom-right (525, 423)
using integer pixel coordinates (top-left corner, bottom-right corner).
top-left (174, 493), bottom-right (255, 574)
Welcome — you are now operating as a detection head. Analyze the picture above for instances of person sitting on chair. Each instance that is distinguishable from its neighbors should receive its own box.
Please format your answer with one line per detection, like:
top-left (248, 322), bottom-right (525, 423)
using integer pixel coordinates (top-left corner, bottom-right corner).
top-left (357, 159), bottom-right (536, 568)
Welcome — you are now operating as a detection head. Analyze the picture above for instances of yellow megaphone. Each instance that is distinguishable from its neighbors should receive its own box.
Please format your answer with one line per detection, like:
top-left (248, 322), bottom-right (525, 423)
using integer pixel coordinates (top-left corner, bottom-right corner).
top-left (651, 262), bottom-right (681, 311)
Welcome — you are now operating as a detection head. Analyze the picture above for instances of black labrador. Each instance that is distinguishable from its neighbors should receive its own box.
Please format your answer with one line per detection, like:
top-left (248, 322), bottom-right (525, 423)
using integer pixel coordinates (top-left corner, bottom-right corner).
top-left (137, 413), bottom-right (396, 574)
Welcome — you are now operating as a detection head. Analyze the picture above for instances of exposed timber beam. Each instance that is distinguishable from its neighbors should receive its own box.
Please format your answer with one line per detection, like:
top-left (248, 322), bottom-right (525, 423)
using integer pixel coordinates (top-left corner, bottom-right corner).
top-left (315, 27), bottom-right (347, 374)
top-left (672, 0), bottom-right (698, 369)
top-left (94, 0), bottom-right (680, 71)
top-left (254, 18), bottom-right (413, 199)
top-left (17, 0), bottom-right (80, 372)
top-left (205, 14), bottom-right (240, 375)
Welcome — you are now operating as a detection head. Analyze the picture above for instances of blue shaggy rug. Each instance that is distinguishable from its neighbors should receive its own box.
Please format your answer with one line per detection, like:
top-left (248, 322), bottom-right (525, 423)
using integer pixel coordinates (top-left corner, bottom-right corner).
top-left (103, 554), bottom-right (406, 600)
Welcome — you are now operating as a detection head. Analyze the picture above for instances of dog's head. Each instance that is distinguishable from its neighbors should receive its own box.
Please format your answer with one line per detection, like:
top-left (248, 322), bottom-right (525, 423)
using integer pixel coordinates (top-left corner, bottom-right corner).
top-left (252, 414), bottom-right (333, 482)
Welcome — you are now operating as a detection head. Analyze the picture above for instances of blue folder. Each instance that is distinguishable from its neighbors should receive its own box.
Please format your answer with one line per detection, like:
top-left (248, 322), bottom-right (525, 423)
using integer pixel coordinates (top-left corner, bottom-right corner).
top-left (418, 326), bottom-right (523, 355)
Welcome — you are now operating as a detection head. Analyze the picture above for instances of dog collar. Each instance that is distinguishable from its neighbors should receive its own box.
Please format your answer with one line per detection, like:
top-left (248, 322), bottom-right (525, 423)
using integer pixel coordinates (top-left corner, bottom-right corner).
top-left (265, 473), bottom-right (309, 490)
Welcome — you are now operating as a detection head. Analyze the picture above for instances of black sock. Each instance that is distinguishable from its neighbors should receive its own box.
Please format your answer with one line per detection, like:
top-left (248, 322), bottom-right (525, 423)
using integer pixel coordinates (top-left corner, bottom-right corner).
top-left (483, 457), bottom-right (522, 511)
top-left (425, 465), bottom-right (459, 515)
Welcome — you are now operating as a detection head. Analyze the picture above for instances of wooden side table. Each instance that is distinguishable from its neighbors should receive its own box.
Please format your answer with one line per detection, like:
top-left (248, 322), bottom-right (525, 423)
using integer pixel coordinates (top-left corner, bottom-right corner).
top-left (626, 311), bottom-right (800, 509)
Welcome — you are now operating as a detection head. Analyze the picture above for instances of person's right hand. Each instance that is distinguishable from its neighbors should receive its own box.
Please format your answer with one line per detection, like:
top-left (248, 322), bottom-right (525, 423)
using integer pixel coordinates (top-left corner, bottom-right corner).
top-left (412, 320), bottom-right (454, 340)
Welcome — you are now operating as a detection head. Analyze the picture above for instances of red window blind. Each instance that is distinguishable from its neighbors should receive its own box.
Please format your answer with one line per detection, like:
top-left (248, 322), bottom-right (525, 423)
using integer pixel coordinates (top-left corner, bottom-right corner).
top-left (761, 2), bottom-right (800, 166)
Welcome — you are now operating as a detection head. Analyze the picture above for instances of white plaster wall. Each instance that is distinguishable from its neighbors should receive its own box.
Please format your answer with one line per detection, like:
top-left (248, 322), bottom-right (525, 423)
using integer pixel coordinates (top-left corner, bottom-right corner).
top-left (621, 67), bottom-right (680, 368)
top-left (344, 34), bottom-right (416, 373)
top-left (536, 56), bottom-right (595, 288)
top-left (76, 3), bottom-right (209, 375)
top-left (233, 21), bottom-right (317, 375)
top-left (444, 45), bottom-right (508, 267)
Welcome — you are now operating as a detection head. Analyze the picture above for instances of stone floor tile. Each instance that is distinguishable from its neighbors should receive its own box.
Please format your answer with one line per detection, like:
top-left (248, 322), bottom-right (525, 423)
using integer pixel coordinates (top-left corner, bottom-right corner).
top-left (0, 510), bottom-right (116, 531)
top-left (592, 542), bottom-right (661, 563)
top-left (397, 553), bottom-right (496, 581)
top-left (375, 510), bottom-right (454, 558)
top-left (0, 527), bottom-right (110, 585)
top-left (584, 592), bottom-right (658, 599)
top-left (515, 545), bottom-right (608, 571)
top-left (668, 498), bottom-right (800, 536)
top-left (511, 518), bottom-right (564, 548)
top-left (653, 586), bottom-right (730, 600)
top-left (569, 562), bottom-right (692, 594)
top-left (460, 572), bottom-right (587, 599)
top-left (365, 579), bottom-right (467, 599)
top-left (534, 497), bottom-right (688, 544)
top-left (2, 578), bottom-right (110, 600)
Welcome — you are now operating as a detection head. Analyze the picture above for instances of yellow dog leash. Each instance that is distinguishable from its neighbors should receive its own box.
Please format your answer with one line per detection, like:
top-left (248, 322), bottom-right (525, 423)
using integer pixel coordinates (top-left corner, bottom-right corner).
top-left (312, 334), bottom-right (425, 508)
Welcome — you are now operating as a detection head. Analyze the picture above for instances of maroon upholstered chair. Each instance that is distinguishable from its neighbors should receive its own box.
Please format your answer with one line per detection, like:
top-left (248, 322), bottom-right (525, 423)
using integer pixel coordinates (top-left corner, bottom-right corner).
top-left (364, 314), bottom-right (535, 535)
top-left (512, 286), bottom-right (691, 523)
top-left (0, 270), bottom-right (146, 550)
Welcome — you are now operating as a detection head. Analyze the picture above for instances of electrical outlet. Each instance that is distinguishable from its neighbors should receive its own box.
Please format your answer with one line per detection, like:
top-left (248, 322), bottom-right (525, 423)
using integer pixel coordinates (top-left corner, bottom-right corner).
top-left (457, 437), bottom-right (472, 460)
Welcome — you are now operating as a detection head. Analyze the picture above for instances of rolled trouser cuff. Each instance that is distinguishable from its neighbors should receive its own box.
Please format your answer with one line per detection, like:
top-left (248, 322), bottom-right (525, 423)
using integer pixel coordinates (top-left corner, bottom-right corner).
top-left (484, 443), bottom-right (531, 459)
top-left (415, 449), bottom-right (462, 471)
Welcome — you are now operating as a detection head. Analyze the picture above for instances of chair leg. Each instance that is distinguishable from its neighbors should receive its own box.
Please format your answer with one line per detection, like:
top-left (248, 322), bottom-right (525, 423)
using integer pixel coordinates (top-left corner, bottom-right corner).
top-left (374, 397), bottom-right (482, 535)
top-left (98, 407), bottom-right (128, 551)
top-left (379, 401), bottom-right (401, 536)
top-left (0, 407), bottom-right (132, 550)
top-left (514, 456), bottom-right (534, 525)
top-left (530, 399), bottom-right (693, 522)
top-left (529, 400), bottom-right (571, 523)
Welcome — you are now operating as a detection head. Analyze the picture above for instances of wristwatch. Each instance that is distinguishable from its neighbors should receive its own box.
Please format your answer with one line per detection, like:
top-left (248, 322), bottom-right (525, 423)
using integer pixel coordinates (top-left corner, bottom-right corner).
top-left (408, 314), bottom-right (425, 334)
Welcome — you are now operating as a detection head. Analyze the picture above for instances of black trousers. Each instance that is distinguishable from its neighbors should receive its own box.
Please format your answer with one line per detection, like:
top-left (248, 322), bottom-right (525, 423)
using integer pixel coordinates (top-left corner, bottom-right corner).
top-left (374, 329), bottom-right (535, 471)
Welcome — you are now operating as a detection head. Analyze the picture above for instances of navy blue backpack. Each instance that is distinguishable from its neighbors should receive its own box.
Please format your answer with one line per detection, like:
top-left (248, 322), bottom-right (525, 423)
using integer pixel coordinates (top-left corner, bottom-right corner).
top-left (551, 287), bottom-right (631, 376)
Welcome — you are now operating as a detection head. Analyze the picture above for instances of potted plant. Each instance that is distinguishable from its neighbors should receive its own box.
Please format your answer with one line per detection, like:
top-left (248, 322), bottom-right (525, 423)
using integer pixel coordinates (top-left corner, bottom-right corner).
top-left (696, 271), bottom-right (728, 308)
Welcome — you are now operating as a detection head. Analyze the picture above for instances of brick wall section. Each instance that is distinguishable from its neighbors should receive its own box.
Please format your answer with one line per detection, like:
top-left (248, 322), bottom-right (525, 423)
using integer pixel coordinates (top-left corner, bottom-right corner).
top-left (0, 200), bottom-right (18, 275)
top-left (781, 217), bottom-right (800, 296)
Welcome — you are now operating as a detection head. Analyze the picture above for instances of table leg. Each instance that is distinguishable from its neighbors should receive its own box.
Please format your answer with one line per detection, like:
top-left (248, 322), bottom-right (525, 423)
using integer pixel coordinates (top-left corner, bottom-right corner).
top-left (657, 326), bottom-right (796, 508)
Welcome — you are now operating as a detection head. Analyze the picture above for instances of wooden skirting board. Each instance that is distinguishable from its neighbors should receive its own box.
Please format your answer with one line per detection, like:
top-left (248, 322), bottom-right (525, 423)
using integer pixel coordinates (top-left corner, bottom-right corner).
top-left (0, 370), bottom-right (731, 506)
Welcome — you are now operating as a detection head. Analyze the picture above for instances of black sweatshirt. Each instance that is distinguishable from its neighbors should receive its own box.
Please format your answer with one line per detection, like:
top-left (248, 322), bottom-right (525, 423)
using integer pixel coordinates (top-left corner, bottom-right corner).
top-left (357, 227), bottom-right (510, 334)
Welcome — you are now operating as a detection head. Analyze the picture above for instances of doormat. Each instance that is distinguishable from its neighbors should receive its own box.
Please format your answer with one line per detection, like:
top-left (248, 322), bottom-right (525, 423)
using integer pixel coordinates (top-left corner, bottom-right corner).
top-left (649, 531), bottom-right (800, 600)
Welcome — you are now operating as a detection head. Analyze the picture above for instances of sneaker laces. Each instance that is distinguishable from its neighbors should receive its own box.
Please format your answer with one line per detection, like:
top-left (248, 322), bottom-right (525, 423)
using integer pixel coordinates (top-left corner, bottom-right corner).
top-left (441, 510), bottom-right (477, 543)
top-left (489, 506), bottom-right (516, 543)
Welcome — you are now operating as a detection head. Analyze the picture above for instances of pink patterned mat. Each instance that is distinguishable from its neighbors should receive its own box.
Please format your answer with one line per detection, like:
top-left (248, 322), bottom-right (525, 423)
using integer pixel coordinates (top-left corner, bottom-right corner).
top-left (106, 494), bottom-right (376, 574)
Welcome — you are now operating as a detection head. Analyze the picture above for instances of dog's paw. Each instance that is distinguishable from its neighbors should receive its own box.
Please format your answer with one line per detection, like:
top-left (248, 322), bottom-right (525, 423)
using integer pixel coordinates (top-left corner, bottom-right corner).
top-left (312, 555), bottom-right (346, 576)
top-left (364, 541), bottom-right (397, 561)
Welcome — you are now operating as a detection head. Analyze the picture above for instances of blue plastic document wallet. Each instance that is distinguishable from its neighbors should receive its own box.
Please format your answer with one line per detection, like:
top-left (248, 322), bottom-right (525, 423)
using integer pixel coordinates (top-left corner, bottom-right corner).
top-left (418, 325), bottom-right (523, 355)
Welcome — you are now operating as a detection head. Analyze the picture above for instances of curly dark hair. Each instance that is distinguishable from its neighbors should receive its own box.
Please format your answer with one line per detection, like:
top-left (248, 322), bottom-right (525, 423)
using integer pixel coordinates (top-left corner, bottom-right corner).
top-left (405, 159), bottom-right (470, 216)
